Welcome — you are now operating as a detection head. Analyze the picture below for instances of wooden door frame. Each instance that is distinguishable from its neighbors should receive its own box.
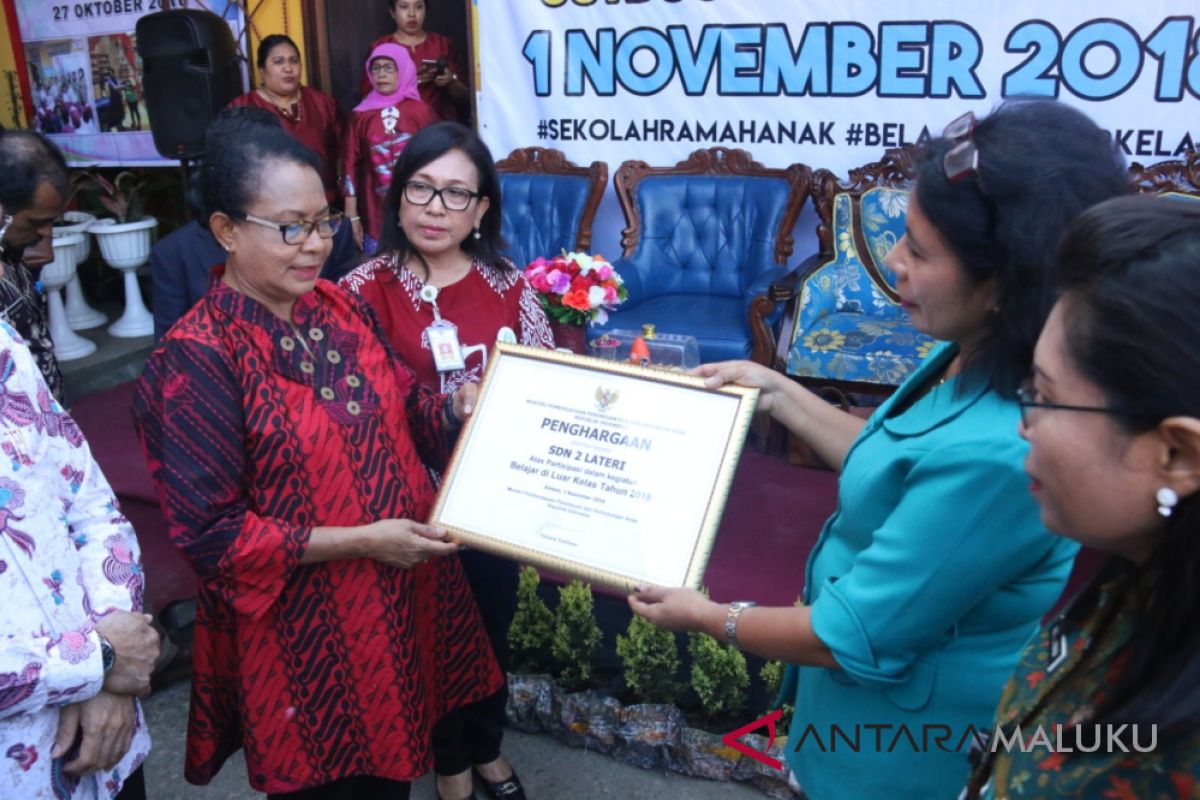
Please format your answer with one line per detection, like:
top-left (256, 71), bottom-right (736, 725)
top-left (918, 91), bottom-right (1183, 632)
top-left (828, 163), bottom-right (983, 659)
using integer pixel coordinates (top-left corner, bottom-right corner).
top-left (301, 0), bottom-right (333, 95)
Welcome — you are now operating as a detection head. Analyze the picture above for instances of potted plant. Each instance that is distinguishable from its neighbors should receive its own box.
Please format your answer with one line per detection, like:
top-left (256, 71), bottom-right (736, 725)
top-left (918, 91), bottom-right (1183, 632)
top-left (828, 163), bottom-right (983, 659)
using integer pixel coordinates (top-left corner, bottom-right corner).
top-left (82, 171), bottom-right (156, 337)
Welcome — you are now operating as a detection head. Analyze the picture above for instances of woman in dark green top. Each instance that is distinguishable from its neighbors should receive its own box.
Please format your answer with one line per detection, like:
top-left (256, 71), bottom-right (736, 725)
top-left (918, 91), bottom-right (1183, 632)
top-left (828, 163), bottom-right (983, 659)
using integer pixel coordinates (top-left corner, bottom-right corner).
top-left (965, 196), bottom-right (1200, 799)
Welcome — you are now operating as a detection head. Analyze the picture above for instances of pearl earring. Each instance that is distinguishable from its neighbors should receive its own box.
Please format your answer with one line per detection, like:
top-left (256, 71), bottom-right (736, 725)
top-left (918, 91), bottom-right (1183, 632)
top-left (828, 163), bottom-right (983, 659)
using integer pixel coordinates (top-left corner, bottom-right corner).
top-left (473, 228), bottom-right (481, 240)
top-left (1157, 487), bottom-right (1179, 518)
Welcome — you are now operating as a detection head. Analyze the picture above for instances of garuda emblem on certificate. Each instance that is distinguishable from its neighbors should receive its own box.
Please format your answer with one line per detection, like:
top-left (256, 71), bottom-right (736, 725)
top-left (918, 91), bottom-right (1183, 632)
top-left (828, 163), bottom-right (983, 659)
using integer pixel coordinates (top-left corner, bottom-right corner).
top-left (595, 386), bottom-right (619, 412)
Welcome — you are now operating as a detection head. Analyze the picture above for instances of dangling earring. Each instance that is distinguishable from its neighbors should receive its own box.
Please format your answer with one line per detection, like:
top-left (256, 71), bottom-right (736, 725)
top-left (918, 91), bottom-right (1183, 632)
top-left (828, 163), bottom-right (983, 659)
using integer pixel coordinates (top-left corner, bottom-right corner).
top-left (473, 228), bottom-right (481, 240)
top-left (1156, 487), bottom-right (1179, 518)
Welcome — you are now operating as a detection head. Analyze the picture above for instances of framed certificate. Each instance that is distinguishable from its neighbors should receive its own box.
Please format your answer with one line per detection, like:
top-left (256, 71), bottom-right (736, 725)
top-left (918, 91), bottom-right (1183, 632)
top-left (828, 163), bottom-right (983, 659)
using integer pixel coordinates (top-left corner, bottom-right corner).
top-left (430, 343), bottom-right (759, 592)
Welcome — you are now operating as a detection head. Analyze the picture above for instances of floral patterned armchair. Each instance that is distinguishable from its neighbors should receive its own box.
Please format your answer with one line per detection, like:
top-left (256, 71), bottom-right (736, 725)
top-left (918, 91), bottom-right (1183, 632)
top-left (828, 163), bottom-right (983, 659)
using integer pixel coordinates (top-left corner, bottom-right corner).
top-left (760, 146), bottom-right (935, 394)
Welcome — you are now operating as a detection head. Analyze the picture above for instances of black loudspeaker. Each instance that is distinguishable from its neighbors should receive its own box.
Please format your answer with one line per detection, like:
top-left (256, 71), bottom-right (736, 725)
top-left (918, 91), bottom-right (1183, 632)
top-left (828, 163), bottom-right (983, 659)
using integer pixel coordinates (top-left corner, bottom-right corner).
top-left (135, 10), bottom-right (244, 160)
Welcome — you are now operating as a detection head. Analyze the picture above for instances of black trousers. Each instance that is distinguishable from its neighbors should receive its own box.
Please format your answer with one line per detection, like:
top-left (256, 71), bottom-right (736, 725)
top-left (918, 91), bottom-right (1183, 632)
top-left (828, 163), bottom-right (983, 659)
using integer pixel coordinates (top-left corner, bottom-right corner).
top-left (267, 776), bottom-right (411, 800)
top-left (432, 549), bottom-right (519, 776)
top-left (115, 767), bottom-right (145, 800)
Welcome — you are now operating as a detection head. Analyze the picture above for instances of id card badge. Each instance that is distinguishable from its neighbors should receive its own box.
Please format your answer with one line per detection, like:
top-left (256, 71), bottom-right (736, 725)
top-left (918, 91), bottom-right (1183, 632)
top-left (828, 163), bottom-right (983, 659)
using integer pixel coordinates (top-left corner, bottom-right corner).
top-left (427, 321), bottom-right (467, 372)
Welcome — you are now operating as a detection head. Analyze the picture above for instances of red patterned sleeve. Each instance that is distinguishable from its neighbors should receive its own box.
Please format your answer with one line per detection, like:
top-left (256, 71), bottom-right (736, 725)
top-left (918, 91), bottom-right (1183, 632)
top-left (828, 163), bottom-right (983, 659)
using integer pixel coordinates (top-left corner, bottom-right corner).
top-left (132, 338), bottom-right (309, 620)
top-left (406, 383), bottom-right (457, 473)
top-left (342, 112), bottom-right (363, 199)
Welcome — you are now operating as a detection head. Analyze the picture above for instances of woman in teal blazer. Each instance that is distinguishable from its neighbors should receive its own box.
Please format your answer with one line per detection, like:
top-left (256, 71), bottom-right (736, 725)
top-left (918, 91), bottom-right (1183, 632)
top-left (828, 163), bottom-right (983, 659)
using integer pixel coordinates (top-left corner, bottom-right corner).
top-left (631, 99), bottom-right (1129, 799)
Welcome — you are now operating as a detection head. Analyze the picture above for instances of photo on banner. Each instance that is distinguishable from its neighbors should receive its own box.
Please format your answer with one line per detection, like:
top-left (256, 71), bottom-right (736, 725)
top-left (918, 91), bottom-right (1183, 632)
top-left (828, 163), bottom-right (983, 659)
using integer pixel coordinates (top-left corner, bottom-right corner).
top-left (12, 0), bottom-right (246, 165)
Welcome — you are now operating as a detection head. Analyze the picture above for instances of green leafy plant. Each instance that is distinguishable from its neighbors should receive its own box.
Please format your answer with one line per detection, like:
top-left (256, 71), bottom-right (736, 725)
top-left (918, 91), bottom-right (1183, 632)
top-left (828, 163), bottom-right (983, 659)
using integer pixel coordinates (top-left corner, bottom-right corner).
top-left (508, 565), bottom-right (555, 675)
top-left (616, 614), bottom-right (681, 704)
top-left (689, 632), bottom-right (749, 720)
top-left (759, 659), bottom-right (793, 737)
top-left (83, 170), bottom-right (146, 223)
top-left (551, 578), bottom-right (603, 691)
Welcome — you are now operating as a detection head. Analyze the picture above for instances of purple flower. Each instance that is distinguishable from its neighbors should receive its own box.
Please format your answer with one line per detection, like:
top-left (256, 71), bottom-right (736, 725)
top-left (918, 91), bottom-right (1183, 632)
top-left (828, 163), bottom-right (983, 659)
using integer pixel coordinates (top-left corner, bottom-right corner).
top-left (547, 270), bottom-right (572, 294)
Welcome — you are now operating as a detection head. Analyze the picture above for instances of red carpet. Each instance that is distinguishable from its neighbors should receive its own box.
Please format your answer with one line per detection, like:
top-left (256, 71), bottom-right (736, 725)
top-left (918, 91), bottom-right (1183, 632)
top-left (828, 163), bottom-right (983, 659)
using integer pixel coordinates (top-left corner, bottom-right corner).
top-left (703, 450), bottom-right (837, 605)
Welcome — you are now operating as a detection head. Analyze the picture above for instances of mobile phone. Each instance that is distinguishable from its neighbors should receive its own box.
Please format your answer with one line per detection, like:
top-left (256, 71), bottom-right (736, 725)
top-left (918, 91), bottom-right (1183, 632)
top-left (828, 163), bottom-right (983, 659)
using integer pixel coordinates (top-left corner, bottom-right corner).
top-left (421, 58), bottom-right (447, 75)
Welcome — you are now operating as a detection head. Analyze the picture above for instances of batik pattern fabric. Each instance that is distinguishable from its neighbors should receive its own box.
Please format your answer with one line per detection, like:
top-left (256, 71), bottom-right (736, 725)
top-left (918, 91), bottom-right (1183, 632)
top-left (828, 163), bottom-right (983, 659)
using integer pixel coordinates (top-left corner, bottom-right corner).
top-left (787, 187), bottom-right (935, 386)
top-left (342, 100), bottom-right (437, 241)
top-left (965, 572), bottom-right (1200, 799)
top-left (341, 254), bottom-right (554, 394)
top-left (0, 320), bottom-right (149, 799)
top-left (0, 252), bottom-right (63, 403)
top-left (131, 276), bottom-right (502, 793)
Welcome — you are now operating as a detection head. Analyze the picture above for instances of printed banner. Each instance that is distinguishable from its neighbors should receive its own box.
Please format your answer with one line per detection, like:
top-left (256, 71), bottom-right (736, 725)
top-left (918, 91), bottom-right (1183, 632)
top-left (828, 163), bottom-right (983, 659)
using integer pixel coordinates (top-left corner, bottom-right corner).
top-left (15, 0), bottom-right (245, 165)
top-left (476, 1), bottom-right (1199, 175)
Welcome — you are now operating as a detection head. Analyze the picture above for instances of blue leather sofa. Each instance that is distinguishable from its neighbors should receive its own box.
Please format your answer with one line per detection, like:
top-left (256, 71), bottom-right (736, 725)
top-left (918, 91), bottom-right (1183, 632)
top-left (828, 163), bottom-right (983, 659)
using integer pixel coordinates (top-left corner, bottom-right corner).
top-left (496, 147), bottom-right (606, 269)
top-left (592, 148), bottom-right (811, 364)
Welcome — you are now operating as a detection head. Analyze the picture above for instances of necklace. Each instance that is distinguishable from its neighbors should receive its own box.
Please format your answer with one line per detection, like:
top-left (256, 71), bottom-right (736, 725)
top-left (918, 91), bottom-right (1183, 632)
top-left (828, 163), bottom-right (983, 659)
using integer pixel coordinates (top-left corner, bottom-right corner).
top-left (259, 88), bottom-right (301, 122)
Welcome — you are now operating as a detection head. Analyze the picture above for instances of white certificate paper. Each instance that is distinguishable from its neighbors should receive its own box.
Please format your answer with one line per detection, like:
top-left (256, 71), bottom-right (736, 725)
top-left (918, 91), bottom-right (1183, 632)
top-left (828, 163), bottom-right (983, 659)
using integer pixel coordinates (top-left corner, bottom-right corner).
top-left (430, 344), bottom-right (759, 591)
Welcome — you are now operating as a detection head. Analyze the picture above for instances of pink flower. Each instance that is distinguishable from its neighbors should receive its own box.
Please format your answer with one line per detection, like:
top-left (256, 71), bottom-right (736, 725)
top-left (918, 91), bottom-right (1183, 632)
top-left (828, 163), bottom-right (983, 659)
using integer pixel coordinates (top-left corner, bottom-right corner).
top-left (603, 285), bottom-right (618, 304)
top-left (596, 264), bottom-right (613, 280)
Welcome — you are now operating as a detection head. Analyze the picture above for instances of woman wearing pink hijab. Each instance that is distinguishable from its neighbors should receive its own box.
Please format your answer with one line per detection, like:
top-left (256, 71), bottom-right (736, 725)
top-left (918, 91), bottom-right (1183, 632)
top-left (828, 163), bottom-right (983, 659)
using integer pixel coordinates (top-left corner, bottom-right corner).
top-left (343, 43), bottom-right (436, 253)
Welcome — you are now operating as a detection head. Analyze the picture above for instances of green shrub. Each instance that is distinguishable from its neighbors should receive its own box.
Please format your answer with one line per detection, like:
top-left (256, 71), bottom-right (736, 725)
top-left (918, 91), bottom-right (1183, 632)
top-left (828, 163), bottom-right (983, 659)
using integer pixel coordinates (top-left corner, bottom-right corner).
top-left (689, 632), bottom-right (749, 719)
top-left (508, 566), bottom-right (555, 674)
top-left (551, 579), bottom-right (603, 690)
top-left (616, 614), bottom-right (681, 704)
top-left (759, 659), bottom-right (793, 737)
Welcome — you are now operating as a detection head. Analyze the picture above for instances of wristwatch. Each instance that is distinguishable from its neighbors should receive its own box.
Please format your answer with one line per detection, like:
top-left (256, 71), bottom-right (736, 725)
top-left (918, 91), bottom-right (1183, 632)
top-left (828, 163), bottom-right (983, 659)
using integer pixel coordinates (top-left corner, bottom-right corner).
top-left (724, 601), bottom-right (757, 647)
top-left (98, 634), bottom-right (115, 674)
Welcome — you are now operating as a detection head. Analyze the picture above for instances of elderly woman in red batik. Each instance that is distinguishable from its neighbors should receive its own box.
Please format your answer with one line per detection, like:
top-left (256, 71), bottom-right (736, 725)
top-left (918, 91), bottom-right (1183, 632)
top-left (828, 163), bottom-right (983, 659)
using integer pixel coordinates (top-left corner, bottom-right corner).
top-left (132, 113), bottom-right (500, 800)
top-left (344, 43), bottom-right (436, 255)
top-left (362, 0), bottom-right (467, 123)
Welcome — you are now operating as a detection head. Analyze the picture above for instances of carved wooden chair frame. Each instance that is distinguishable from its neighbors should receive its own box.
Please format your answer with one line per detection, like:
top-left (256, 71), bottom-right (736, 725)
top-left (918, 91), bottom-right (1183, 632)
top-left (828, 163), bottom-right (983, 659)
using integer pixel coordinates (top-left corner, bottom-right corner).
top-left (495, 147), bottom-right (608, 252)
top-left (612, 147), bottom-right (811, 260)
top-left (1128, 150), bottom-right (1200, 197)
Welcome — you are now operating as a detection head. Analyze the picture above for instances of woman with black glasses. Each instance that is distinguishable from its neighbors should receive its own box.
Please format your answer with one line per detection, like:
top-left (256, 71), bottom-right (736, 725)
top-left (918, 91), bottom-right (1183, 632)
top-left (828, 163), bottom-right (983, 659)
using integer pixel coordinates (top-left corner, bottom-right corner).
top-left (630, 99), bottom-right (1130, 800)
top-left (963, 195), bottom-right (1200, 798)
top-left (132, 117), bottom-right (502, 799)
top-left (343, 121), bottom-right (550, 800)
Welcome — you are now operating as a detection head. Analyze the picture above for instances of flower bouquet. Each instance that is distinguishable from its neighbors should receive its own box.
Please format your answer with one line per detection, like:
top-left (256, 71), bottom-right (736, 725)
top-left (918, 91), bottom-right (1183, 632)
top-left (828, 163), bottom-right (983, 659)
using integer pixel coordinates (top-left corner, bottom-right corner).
top-left (523, 251), bottom-right (628, 328)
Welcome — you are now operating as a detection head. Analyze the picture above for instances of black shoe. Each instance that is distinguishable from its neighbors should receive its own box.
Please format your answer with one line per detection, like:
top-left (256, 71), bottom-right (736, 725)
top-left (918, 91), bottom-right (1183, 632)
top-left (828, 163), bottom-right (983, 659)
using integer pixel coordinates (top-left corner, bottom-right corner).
top-left (476, 770), bottom-right (526, 800)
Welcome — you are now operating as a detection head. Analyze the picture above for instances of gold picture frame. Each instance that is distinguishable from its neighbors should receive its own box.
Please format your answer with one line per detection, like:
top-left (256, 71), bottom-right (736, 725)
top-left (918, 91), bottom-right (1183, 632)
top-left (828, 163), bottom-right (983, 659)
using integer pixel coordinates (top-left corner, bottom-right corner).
top-left (430, 343), bottom-right (759, 593)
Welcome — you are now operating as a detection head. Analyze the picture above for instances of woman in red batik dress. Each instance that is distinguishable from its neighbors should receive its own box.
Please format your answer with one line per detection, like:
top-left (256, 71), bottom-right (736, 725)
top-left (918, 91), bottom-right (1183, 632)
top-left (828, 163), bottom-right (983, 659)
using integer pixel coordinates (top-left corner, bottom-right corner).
top-left (344, 43), bottom-right (436, 255)
top-left (228, 34), bottom-right (343, 205)
top-left (362, 0), bottom-right (467, 123)
top-left (132, 111), bottom-right (500, 800)
top-left (341, 122), bottom-right (551, 800)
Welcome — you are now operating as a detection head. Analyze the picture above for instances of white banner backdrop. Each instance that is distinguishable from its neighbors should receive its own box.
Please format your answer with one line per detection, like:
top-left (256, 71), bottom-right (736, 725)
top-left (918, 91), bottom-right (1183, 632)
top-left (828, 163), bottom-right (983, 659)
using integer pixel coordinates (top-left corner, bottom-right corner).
top-left (476, 1), bottom-right (1199, 178)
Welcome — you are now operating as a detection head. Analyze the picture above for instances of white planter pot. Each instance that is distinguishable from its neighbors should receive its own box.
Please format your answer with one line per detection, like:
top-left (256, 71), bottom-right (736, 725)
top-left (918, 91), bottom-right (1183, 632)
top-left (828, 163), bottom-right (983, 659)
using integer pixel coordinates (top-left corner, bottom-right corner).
top-left (52, 211), bottom-right (106, 330)
top-left (91, 216), bottom-right (157, 271)
top-left (43, 234), bottom-right (97, 360)
top-left (92, 217), bottom-right (157, 338)
top-left (54, 210), bottom-right (97, 261)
